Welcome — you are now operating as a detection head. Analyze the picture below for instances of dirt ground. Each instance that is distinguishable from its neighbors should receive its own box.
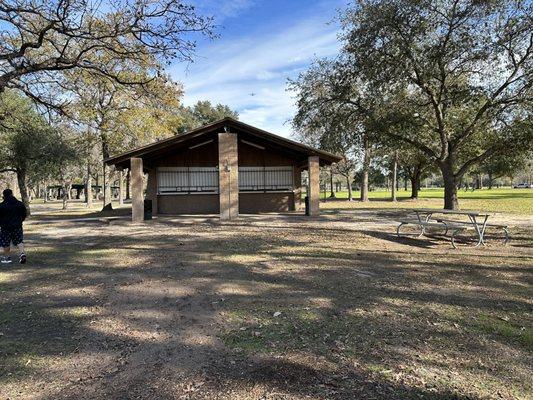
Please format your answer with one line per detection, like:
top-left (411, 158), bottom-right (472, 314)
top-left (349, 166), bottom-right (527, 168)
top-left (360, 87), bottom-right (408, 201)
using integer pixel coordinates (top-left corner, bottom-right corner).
top-left (1, 203), bottom-right (532, 399)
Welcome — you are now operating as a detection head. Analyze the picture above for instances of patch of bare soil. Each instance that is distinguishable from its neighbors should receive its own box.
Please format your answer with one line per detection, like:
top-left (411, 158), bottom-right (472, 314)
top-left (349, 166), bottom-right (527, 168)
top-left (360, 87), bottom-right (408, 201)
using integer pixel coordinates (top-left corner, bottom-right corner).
top-left (0, 210), bottom-right (532, 399)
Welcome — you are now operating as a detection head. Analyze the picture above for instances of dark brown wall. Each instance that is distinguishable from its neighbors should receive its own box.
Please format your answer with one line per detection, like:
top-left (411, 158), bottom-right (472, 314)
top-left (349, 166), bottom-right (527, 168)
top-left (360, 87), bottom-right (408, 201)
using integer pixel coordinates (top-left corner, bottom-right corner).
top-left (238, 140), bottom-right (296, 167)
top-left (146, 168), bottom-right (158, 213)
top-left (150, 134), bottom-right (301, 215)
top-left (239, 192), bottom-right (295, 213)
top-left (149, 138), bottom-right (219, 214)
top-left (157, 194), bottom-right (219, 214)
top-left (148, 135), bottom-right (218, 168)
top-left (238, 139), bottom-right (299, 213)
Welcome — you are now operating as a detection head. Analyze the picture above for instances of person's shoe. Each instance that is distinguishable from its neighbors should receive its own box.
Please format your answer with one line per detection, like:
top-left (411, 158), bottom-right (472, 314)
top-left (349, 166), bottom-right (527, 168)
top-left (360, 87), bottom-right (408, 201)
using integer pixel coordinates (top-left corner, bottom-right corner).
top-left (19, 253), bottom-right (26, 264)
top-left (1, 256), bottom-right (12, 264)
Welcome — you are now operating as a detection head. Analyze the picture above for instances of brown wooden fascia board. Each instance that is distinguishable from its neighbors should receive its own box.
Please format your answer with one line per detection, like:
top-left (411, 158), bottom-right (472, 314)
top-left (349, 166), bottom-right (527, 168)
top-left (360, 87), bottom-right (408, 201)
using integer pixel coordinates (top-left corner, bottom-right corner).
top-left (105, 117), bottom-right (342, 167)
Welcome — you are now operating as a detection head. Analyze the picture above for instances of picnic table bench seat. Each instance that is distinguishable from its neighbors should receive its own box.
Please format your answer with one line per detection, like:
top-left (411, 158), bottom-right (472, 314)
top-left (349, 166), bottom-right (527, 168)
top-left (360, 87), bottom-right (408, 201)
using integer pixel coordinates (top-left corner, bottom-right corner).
top-left (396, 219), bottom-right (470, 248)
top-left (434, 218), bottom-right (510, 244)
top-left (397, 219), bottom-right (473, 231)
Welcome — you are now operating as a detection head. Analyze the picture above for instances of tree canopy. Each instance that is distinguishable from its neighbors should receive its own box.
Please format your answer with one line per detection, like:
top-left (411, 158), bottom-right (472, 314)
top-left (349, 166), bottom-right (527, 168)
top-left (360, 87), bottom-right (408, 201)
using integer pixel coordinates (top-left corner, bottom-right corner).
top-left (0, 0), bottom-right (214, 110)
top-left (177, 101), bottom-right (239, 133)
top-left (0, 90), bottom-right (76, 210)
top-left (292, 0), bottom-right (533, 209)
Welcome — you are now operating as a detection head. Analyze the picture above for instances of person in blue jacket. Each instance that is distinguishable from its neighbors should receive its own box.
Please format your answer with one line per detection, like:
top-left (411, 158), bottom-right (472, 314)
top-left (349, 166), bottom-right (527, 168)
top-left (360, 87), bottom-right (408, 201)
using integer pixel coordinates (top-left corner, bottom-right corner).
top-left (0, 189), bottom-right (27, 264)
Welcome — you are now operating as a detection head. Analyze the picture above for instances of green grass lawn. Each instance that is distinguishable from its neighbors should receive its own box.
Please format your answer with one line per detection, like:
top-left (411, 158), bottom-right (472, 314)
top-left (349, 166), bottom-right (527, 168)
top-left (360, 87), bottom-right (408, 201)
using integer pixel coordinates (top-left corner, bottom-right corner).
top-left (318, 187), bottom-right (533, 215)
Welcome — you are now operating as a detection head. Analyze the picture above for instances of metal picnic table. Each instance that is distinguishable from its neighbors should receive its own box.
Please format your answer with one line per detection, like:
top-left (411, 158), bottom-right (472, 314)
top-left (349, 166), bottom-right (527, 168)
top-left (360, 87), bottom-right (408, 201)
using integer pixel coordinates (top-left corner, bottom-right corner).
top-left (412, 208), bottom-right (490, 246)
top-left (397, 208), bottom-right (509, 248)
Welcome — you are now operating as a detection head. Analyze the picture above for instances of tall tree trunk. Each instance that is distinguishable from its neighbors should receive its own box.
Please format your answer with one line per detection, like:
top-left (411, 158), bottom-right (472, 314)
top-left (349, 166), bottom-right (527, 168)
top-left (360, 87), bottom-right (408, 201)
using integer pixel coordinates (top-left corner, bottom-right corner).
top-left (329, 169), bottom-right (335, 198)
top-left (118, 169), bottom-right (124, 205)
top-left (125, 169), bottom-right (131, 200)
top-left (410, 164), bottom-right (422, 199)
top-left (86, 162), bottom-right (93, 208)
top-left (475, 174), bottom-right (481, 190)
top-left (360, 136), bottom-right (371, 202)
top-left (488, 172), bottom-right (493, 189)
top-left (346, 175), bottom-right (353, 201)
top-left (62, 180), bottom-right (70, 210)
top-left (410, 177), bottom-right (418, 199)
top-left (101, 136), bottom-right (113, 211)
top-left (16, 168), bottom-right (31, 215)
top-left (441, 161), bottom-right (459, 210)
top-left (102, 166), bottom-right (113, 211)
top-left (391, 151), bottom-right (398, 202)
top-left (404, 177), bottom-right (408, 191)
top-left (43, 181), bottom-right (49, 203)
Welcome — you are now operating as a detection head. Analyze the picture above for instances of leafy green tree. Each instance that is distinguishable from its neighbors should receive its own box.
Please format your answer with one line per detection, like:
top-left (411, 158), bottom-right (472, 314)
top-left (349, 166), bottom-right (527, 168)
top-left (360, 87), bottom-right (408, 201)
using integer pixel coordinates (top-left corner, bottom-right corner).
top-left (362, 165), bottom-right (387, 189)
top-left (478, 121), bottom-right (533, 188)
top-left (340, 0), bottom-right (532, 209)
top-left (176, 101), bottom-right (239, 133)
top-left (118, 76), bottom-right (185, 145)
top-left (290, 59), bottom-right (374, 201)
top-left (398, 148), bottom-right (431, 199)
top-left (67, 72), bottom-right (129, 211)
top-left (0, 90), bottom-right (77, 213)
top-left (66, 55), bottom-right (184, 210)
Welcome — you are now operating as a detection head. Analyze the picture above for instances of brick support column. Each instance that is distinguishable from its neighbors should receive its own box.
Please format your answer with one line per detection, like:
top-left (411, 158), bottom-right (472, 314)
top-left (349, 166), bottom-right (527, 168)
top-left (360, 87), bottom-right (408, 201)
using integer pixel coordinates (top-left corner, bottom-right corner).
top-left (308, 156), bottom-right (320, 216)
top-left (218, 132), bottom-right (239, 220)
top-left (131, 157), bottom-right (144, 222)
top-left (146, 168), bottom-right (158, 215)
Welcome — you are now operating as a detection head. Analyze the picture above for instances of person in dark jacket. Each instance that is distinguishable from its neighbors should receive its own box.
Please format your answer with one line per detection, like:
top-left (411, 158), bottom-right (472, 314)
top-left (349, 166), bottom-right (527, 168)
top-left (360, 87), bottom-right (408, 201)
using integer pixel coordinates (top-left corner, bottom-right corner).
top-left (0, 189), bottom-right (27, 264)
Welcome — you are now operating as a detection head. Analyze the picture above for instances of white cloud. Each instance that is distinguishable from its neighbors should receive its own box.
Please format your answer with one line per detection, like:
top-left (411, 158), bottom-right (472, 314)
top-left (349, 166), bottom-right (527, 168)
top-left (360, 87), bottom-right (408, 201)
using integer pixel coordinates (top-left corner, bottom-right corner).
top-left (170, 10), bottom-right (342, 138)
top-left (218, 0), bottom-right (256, 18)
top-left (194, 0), bottom-right (256, 19)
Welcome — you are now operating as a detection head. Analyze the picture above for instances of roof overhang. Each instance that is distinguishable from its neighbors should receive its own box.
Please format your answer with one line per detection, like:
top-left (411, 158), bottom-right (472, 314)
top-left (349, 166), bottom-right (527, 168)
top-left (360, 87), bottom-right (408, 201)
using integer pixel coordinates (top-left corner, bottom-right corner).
top-left (105, 117), bottom-right (342, 169)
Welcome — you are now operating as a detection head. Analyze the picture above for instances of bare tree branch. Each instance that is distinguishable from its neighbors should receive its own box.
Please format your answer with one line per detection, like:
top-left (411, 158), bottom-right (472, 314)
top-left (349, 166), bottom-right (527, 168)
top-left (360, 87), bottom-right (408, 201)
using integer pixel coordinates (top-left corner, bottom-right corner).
top-left (0, 0), bottom-right (214, 109)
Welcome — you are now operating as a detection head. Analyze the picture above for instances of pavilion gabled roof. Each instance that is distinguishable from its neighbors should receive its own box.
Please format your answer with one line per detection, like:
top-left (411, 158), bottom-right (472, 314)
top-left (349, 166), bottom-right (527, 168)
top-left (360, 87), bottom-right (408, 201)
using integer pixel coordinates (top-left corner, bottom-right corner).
top-left (105, 117), bottom-right (342, 169)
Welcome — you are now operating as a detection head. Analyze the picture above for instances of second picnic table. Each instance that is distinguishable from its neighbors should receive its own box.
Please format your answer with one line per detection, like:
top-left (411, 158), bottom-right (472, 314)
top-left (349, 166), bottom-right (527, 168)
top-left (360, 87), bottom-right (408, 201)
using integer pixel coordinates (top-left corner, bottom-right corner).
top-left (397, 208), bottom-right (509, 248)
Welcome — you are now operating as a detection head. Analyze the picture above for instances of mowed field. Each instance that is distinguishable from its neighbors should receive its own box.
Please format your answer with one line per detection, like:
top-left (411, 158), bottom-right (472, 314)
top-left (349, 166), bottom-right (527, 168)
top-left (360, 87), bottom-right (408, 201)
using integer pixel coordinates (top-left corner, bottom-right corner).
top-left (0, 194), bottom-right (532, 399)
top-left (320, 188), bottom-right (533, 215)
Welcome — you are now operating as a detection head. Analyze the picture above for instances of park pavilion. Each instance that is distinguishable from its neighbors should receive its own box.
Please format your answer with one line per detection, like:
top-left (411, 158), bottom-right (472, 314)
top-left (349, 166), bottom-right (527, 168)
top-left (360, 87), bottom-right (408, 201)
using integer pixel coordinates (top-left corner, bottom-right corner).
top-left (105, 117), bottom-right (341, 221)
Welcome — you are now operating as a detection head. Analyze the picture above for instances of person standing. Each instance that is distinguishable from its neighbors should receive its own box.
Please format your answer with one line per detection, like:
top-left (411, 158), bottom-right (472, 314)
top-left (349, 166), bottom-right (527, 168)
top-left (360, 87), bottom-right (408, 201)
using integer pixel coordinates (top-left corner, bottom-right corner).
top-left (0, 189), bottom-right (27, 264)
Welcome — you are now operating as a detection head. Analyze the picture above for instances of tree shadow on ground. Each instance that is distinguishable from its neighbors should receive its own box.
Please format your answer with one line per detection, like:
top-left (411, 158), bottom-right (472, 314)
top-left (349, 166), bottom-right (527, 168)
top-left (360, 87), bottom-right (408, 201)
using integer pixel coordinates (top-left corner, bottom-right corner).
top-left (30, 207), bottom-right (131, 222)
top-left (1, 217), bottom-right (531, 399)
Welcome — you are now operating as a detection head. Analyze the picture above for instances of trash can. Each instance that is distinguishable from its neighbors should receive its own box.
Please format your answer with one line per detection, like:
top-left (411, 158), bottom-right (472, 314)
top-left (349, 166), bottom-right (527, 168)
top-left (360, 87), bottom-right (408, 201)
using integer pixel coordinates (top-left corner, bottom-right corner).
top-left (144, 199), bottom-right (152, 220)
top-left (304, 196), bottom-right (310, 216)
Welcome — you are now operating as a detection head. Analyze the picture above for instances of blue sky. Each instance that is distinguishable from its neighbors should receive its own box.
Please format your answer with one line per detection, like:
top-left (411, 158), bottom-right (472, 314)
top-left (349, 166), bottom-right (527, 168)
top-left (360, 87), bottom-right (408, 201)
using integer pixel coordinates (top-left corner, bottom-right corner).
top-left (170, 0), bottom-right (349, 138)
